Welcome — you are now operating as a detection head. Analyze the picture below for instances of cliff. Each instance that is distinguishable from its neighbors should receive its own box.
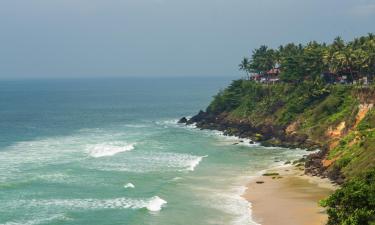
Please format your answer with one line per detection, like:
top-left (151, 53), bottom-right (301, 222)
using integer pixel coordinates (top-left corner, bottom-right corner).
top-left (182, 80), bottom-right (375, 184)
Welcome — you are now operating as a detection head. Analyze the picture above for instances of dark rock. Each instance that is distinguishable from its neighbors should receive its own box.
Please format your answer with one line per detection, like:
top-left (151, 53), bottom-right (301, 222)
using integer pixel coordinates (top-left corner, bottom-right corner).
top-left (186, 109), bottom-right (339, 185)
top-left (326, 166), bottom-right (346, 184)
top-left (178, 117), bottom-right (188, 123)
top-left (186, 110), bottom-right (208, 125)
top-left (256, 181), bottom-right (265, 184)
top-left (263, 172), bottom-right (279, 176)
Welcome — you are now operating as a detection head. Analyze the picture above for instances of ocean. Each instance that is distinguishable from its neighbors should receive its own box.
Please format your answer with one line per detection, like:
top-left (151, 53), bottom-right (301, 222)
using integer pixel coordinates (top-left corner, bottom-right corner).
top-left (0, 77), bottom-right (308, 225)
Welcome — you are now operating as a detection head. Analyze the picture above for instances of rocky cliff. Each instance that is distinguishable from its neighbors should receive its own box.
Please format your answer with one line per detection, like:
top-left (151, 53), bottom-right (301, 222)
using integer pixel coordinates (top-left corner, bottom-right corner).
top-left (180, 80), bottom-right (375, 184)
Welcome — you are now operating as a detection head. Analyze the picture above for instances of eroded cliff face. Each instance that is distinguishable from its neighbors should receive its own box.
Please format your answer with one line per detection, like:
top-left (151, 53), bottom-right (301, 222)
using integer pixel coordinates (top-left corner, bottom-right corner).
top-left (315, 90), bottom-right (375, 182)
top-left (183, 82), bottom-right (375, 184)
top-left (306, 99), bottom-right (374, 184)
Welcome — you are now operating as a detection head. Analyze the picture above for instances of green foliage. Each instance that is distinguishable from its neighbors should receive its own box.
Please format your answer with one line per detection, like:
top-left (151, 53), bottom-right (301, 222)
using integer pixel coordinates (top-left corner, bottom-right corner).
top-left (207, 80), bottom-right (244, 113)
top-left (241, 34), bottom-right (375, 83)
top-left (206, 80), bottom-right (375, 225)
top-left (220, 33), bottom-right (375, 225)
top-left (249, 45), bottom-right (276, 74)
top-left (207, 80), bottom-right (357, 129)
top-left (321, 169), bottom-right (375, 225)
top-left (276, 81), bottom-right (330, 125)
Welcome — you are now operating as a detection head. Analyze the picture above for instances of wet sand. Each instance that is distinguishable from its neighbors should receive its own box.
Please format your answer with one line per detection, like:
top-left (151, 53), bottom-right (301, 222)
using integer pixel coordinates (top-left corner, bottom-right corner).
top-left (244, 165), bottom-right (336, 225)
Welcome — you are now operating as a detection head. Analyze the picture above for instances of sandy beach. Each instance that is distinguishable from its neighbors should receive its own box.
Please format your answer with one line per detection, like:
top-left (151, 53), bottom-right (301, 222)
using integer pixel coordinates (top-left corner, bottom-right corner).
top-left (244, 165), bottom-right (337, 225)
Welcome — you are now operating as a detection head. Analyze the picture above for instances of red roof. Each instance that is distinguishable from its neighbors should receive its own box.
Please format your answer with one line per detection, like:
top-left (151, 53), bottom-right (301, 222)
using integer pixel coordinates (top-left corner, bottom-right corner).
top-left (266, 68), bottom-right (280, 75)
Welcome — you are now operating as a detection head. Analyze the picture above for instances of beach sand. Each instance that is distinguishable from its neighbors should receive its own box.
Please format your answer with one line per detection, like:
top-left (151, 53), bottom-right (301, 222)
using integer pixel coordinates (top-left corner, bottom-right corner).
top-left (244, 165), bottom-right (337, 225)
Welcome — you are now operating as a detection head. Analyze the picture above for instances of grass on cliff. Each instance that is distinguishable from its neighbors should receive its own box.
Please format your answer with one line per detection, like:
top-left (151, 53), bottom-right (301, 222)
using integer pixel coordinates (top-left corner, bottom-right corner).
top-left (207, 79), bottom-right (356, 131)
top-left (207, 80), bottom-right (331, 125)
top-left (328, 109), bottom-right (375, 178)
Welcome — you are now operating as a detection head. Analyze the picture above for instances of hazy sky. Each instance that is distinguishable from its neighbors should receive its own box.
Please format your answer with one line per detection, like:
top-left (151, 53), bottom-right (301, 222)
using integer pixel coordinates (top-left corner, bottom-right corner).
top-left (0, 0), bottom-right (374, 79)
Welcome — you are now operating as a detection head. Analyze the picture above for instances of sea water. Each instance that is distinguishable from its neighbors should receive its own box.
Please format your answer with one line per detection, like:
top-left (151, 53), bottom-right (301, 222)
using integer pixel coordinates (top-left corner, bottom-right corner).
top-left (0, 77), bottom-right (308, 225)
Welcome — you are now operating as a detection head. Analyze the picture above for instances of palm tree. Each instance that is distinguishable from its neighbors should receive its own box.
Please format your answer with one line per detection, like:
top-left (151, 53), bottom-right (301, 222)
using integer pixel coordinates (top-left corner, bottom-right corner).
top-left (332, 36), bottom-right (345, 51)
top-left (368, 33), bottom-right (374, 40)
top-left (239, 57), bottom-right (251, 79)
top-left (323, 37), bottom-right (346, 75)
top-left (335, 46), bottom-right (359, 83)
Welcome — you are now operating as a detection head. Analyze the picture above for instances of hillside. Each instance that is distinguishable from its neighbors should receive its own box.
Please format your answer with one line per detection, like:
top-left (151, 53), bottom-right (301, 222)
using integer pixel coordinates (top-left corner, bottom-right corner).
top-left (181, 80), bottom-right (375, 224)
top-left (186, 80), bottom-right (374, 178)
top-left (181, 33), bottom-right (375, 224)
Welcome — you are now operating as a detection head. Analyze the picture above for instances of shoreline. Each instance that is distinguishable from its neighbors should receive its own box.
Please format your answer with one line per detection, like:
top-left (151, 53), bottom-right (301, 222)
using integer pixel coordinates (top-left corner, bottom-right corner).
top-left (178, 120), bottom-right (339, 224)
top-left (244, 164), bottom-right (337, 225)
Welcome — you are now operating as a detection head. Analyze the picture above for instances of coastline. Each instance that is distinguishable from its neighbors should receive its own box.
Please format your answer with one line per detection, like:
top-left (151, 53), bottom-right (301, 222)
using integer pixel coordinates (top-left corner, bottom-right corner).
top-left (244, 164), bottom-right (337, 225)
top-left (179, 118), bottom-right (341, 224)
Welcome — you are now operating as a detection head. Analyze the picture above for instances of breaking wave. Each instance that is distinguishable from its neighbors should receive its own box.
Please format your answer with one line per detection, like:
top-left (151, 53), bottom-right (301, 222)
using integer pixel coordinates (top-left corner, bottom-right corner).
top-left (13, 196), bottom-right (167, 212)
top-left (87, 142), bottom-right (135, 158)
top-left (124, 183), bottom-right (135, 189)
top-left (187, 155), bottom-right (208, 171)
top-left (89, 152), bottom-right (207, 173)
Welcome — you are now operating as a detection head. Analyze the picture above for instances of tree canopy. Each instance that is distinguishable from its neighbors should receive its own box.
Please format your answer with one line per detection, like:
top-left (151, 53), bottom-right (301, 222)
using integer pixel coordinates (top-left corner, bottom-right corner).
top-left (240, 34), bottom-right (375, 83)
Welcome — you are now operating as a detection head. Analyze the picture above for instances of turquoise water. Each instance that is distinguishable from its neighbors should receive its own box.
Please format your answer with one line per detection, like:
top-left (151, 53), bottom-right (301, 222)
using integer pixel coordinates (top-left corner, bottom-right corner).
top-left (0, 77), bottom-right (307, 225)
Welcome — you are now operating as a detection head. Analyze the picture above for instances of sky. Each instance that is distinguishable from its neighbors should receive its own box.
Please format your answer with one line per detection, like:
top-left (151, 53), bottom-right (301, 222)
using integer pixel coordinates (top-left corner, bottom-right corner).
top-left (0, 0), bottom-right (374, 79)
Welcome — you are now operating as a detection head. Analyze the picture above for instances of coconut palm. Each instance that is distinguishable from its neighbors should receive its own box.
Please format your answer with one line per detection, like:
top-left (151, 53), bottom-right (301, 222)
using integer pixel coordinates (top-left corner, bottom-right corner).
top-left (239, 57), bottom-right (251, 79)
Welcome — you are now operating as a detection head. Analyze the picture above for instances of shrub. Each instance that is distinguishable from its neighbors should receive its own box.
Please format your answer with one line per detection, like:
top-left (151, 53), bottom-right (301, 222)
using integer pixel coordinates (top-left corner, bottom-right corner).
top-left (321, 169), bottom-right (375, 225)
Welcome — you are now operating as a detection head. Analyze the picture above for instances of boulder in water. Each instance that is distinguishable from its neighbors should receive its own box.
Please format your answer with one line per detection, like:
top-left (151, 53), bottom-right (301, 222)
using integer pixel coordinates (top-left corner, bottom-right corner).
top-left (178, 117), bottom-right (188, 123)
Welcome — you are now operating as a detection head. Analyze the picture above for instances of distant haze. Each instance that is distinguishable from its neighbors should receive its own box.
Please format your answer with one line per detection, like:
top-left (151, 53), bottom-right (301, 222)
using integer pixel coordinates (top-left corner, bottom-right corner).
top-left (0, 0), bottom-right (374, 79)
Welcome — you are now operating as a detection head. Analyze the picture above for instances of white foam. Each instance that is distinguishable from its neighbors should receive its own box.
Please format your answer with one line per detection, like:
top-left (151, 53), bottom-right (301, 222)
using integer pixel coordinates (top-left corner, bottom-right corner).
top-left (0, 136), bottom-right (84, 182)
top-left (0, 128), bottom-right (140, 182)
top-left (1, 214), bottom-right (68, 225)
top-left (210, 130), bottom-right (260, 147)
top-left (146, 196), bottom-right (167, 212)
top-left (87, 142), bottom-right (135, 158)
top-left (90, 152), bottom-right (207, 173)
top-left (15, 196), bottom-right (167, 212)
top-left (187, 155), bottom-right (208, 171)
top-left (199, 184), bottom-right (259, 225)
top-left (124, 183), bottom-right (135, 189)
top-left (176, 123), bottom-right (260, 148)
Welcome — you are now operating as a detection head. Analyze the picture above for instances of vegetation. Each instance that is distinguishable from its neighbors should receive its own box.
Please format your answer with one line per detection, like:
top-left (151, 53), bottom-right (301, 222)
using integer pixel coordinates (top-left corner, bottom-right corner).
top-left (239, 34), bottom-right (375, 83)
top-left (208, 81), bottom-right (375, 224)
top-left (208, 34), bottom-right (375, 224)
top-left (320, 169), bottom-right (375, 225)
top-left (208, 79), bottom-right (339, 128)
